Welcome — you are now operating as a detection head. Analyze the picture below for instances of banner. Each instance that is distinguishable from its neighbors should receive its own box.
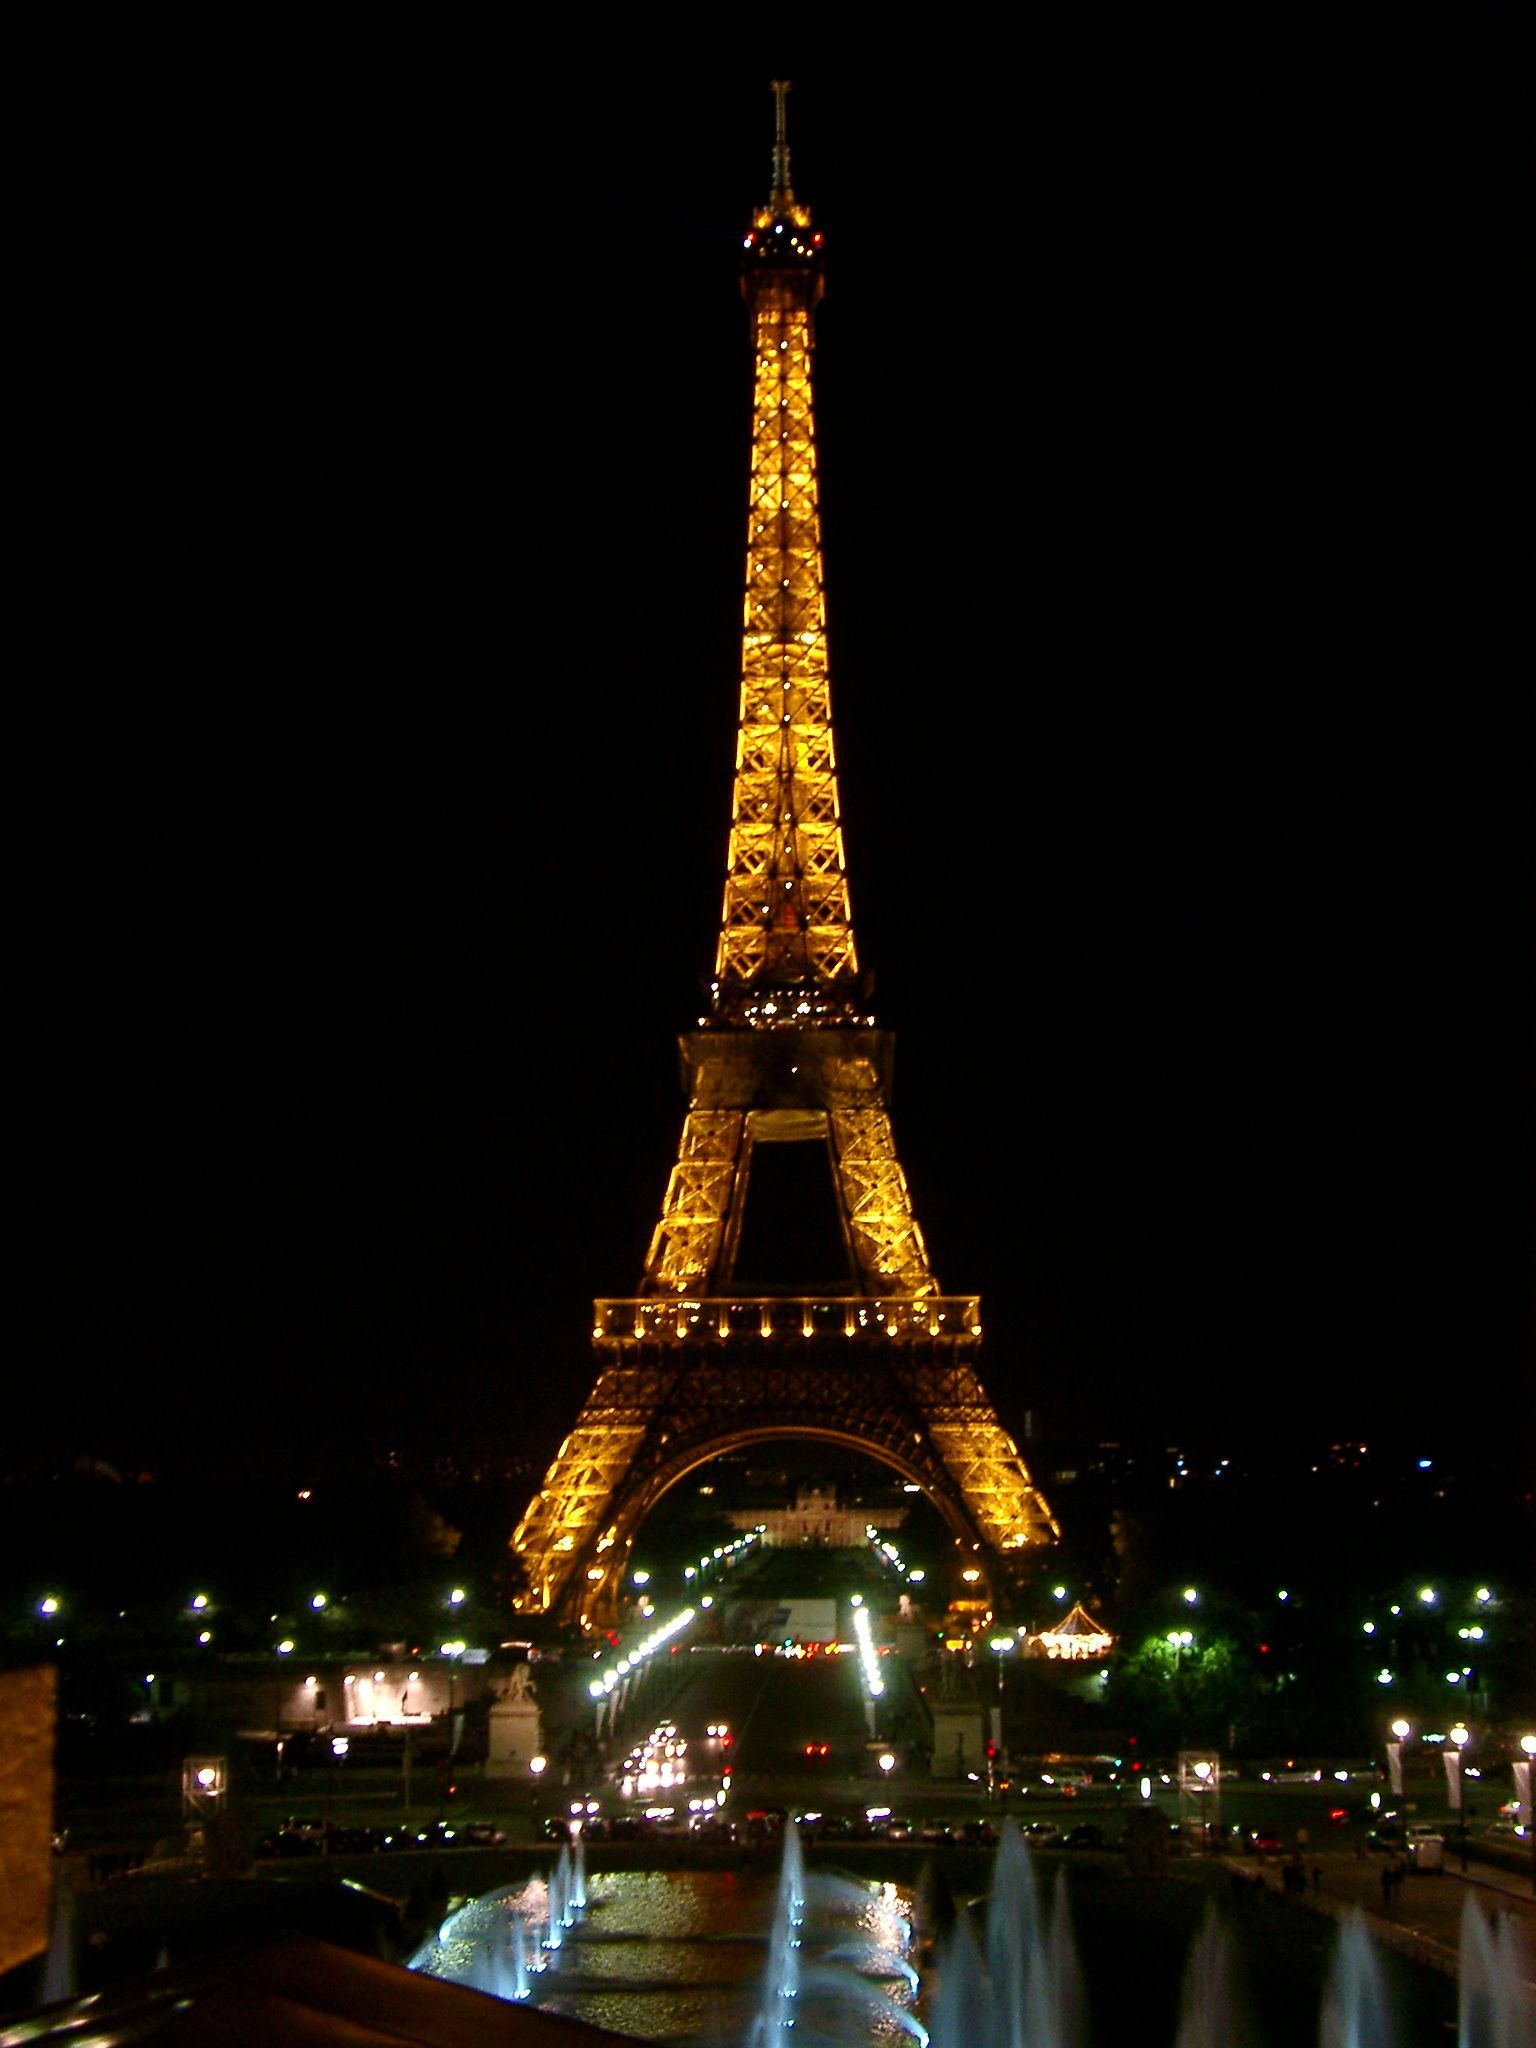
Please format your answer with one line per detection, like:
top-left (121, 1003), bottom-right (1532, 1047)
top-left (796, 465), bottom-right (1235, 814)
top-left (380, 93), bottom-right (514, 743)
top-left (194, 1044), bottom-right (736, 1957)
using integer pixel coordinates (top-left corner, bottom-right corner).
top-left (1386, 1740), bottom-right (1402, 1797)
top-left (1442, 1749), bottom-right (1462, 1811)
top-left (1513, 1759), bottom-right (1531, 1829)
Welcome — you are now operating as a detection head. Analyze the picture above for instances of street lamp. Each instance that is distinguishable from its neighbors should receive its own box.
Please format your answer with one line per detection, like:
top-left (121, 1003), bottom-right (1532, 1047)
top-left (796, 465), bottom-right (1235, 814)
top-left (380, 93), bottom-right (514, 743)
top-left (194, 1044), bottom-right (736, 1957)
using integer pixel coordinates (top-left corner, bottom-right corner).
top-left (441, 1639), bottom-right (467, 1710)
top-left (989, 1635), bottom-right (1015, 1698)
top-left (1387, 1717), bottom-right (1410, 1798)
top-left (1166, 1631), bottom-right (1193, 1744)
top-left (988, 1636), bottom-right (1014, 1796)
top-left (1449, 1723), bottom-right (1470, 1869)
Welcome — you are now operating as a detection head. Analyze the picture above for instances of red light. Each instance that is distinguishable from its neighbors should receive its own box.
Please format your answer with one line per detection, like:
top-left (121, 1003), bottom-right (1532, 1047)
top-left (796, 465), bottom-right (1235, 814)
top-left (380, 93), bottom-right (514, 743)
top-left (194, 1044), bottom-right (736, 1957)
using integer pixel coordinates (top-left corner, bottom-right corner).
top-left (812, 233), bottom-right (823, 245)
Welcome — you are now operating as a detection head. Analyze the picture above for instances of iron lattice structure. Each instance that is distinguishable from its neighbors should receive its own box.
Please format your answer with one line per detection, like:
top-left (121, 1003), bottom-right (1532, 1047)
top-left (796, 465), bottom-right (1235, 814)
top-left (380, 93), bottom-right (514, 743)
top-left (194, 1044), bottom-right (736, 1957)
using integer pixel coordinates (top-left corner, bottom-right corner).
top-left (512, 85), bottom-right (1058, 1630)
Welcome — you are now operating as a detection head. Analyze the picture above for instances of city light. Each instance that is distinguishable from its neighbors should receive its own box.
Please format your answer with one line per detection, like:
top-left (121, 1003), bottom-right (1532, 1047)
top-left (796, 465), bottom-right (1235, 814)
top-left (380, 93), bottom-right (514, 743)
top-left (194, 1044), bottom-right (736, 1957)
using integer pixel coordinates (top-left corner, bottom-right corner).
top-left (588, 1606), bottom-right (697, 1698)
top-left (852, 1602), bottom-right (884, 1700)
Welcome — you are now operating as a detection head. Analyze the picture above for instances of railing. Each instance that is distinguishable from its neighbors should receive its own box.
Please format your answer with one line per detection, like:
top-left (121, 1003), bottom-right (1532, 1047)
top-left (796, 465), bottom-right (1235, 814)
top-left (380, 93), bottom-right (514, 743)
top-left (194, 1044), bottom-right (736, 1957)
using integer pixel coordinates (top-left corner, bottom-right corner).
top-left (592, 1296), bottom-right (981, 1345)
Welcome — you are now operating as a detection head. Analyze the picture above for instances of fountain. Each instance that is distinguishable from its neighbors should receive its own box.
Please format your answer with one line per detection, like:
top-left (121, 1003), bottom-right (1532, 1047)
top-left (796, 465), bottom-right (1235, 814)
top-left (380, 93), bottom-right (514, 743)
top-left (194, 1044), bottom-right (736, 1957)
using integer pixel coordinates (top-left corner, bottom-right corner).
top-left (430, 1884), bottom-right (546, 2003)
top-left (407, 1814), bottom-right (1531, 2046)
top-left (463, 1905), bottom-right (534, 2003)
top-left (545, 1840), bottom-right (576, 1949)
top-left (747, 1821), bottom-right (925, 2046)
top-left (1458, 1892), bottom-right (1535, 2048)
top-left (749, 1816), bottom-right (803, 2042)
top-left (1318, 1908), bottom-right (1398, 2048)
top-left (927, 1824), bottom-right (1084, 2048)
top-left (1172, 1903), bottom-right (1246, 2048)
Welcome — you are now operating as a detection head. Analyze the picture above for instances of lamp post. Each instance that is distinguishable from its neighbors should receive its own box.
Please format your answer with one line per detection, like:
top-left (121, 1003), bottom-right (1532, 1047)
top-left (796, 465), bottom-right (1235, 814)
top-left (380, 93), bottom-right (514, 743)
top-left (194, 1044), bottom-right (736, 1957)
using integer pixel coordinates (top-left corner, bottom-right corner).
top-left (1167, 1631), bottom-right (1193, 1745)
top-left (1449, 1723), bottom-right (1470, 1870)
top-left (988, 1636), bottom-right (1014, 1797)
top-left (1387, 1717), bottom-right (1410, 1800)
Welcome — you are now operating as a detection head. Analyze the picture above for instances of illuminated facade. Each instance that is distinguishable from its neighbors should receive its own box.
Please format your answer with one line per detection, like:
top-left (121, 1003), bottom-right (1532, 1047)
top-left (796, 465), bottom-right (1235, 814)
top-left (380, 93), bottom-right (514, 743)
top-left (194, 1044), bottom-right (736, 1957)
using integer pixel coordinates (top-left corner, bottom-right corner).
top-left (512, 84), bottom-right (1058, 1630)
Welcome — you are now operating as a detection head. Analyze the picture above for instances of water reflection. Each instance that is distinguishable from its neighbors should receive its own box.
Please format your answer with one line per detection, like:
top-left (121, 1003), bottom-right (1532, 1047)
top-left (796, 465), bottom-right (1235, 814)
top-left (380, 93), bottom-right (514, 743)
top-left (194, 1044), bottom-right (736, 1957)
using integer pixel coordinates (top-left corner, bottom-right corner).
top-left (410, 1815), bottom-right (1532, 2048)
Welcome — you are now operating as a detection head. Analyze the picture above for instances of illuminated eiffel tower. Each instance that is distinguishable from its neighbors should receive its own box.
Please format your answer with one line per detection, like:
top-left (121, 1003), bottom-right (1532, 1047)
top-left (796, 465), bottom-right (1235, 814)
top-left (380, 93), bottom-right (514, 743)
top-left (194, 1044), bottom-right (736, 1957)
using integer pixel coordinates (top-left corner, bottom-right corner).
top-left (512, 84), bottom-right (1058, 1633)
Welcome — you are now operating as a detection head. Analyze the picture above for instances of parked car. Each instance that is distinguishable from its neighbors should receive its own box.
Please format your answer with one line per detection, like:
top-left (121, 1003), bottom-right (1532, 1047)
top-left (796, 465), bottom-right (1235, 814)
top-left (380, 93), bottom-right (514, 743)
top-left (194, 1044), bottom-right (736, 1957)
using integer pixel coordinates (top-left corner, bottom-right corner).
top-left (461, 1821), bottom-right (508, 1847)
top-left (688, 1813), bottom-right (738, 1842)
top-left (256, 1829), bottom-right (322, 1858)
top-left (327, 1825), bottom-right (380, 1854)
top-left (1020, 1821), bottom-right (1062, 1848)
top-left (1249, 1827), bottom-right (1284, 1857)
top-left (1483, 1819), bottom-right (1529, 1844)
top-left (1404, 1825), bottom-right (1445, 1872)
top-left (1060, 1823), bottom-right (1108, 1850)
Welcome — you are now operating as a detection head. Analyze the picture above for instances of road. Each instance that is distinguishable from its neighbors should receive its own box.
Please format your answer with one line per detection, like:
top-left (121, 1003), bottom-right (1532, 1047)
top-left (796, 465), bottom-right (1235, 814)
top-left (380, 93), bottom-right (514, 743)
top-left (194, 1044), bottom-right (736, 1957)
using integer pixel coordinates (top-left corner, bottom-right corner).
top-left (601, 1641), bottom-right (904, 1785)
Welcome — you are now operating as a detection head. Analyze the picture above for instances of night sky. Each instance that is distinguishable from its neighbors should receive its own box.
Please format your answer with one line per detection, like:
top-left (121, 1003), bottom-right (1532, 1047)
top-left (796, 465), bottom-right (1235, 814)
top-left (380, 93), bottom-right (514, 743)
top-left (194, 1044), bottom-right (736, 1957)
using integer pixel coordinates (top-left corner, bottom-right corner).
top-left (14, 21), bottom-right (1530, 1483)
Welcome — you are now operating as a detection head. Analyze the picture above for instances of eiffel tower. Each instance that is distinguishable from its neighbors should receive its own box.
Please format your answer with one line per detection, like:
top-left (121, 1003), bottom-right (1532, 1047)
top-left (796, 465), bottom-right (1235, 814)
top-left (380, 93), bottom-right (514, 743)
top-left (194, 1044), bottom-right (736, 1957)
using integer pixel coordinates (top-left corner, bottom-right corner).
top-left (511, 83), bottom-right (1058, 1633)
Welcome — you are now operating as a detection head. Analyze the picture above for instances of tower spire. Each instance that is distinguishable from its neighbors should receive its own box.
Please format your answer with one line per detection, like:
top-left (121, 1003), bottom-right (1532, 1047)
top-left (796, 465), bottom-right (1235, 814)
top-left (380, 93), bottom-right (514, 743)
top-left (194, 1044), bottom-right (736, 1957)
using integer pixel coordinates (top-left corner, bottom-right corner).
top-left (769, 78), bottom-right (794, 208)
top-left (721, 82), bottom-right (846, 1021)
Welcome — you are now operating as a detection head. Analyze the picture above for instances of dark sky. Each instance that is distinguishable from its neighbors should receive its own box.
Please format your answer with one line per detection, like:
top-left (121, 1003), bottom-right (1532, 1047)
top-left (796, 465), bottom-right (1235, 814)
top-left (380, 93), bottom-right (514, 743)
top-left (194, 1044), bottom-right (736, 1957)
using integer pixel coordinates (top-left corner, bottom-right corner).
top-left (13, 20), bottom-right (1530, 1482)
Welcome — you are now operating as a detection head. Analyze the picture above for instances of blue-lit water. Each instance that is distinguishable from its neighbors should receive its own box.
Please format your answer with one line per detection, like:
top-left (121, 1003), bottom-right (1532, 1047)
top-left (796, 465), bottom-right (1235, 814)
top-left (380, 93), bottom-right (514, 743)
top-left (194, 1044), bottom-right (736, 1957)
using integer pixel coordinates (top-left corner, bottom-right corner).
top-left (407, 1817), bottom-right (1532, 2047)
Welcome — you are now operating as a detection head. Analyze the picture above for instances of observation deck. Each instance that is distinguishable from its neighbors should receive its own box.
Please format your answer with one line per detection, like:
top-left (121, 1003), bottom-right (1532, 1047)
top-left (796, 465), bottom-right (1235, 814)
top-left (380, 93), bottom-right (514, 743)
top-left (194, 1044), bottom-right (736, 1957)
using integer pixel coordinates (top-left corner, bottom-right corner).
top-left (593, 1296), bottom-right (982, 1347)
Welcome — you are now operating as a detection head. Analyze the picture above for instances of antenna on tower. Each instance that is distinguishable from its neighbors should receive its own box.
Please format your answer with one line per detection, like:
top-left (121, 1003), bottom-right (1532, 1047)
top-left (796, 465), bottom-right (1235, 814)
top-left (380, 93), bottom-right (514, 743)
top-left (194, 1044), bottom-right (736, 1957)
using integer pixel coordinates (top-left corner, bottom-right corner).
top-left (769, 79), bottom-right (794, 206)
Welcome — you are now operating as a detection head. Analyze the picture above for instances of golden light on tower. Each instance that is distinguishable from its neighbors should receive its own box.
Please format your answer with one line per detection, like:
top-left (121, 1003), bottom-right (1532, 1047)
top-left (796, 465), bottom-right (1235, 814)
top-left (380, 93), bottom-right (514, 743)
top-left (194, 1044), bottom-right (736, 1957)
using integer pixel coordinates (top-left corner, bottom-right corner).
top-left (510, 82), bottom-right (1058, 1629)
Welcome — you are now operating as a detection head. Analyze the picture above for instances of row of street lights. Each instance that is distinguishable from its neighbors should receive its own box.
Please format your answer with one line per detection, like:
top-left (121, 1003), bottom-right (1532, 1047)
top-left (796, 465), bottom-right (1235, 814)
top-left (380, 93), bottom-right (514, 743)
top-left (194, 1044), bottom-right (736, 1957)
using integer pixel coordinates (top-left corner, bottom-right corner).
top-left (1386, 1717), bottom-right (1536, 1874)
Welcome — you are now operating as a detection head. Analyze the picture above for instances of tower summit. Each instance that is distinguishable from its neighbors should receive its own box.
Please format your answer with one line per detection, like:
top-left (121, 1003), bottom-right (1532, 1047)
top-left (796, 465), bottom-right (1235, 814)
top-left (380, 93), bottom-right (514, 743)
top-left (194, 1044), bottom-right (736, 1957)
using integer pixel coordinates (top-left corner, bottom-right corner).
top-left (511, 86), bottom-right (1057, 1630)
top-left (718, 76), bottom-right (850, 1018)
